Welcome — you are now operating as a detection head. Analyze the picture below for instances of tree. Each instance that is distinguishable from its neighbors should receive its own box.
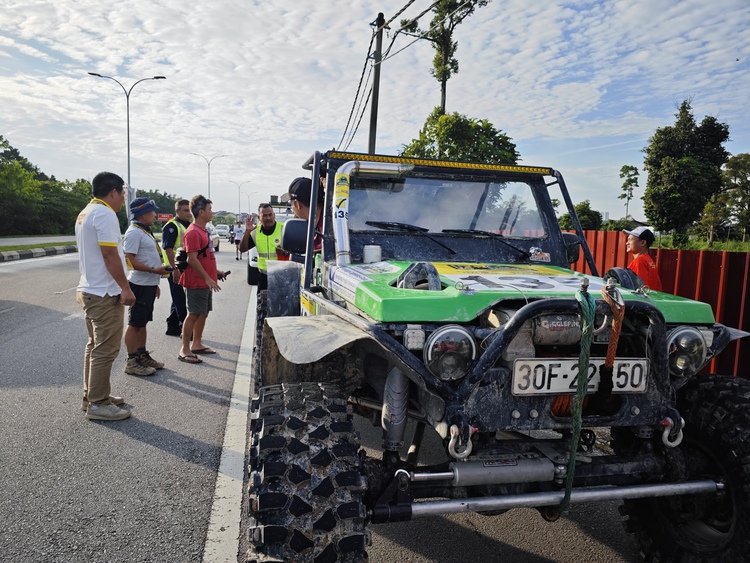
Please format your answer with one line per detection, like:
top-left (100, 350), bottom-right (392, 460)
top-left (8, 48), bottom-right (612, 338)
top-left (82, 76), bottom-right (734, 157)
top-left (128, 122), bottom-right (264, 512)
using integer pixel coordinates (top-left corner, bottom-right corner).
top-left (558, 200), bottom-right (602, 230)
top-left (401, 0), bottom-right (489, 114)
top-left (642, 100), bottom-right (729, 247)
top-left (696, 191), bottom-right (733, 246)
top-left (724, 153), bottom-right (750, 242)
top-left (618, 165), bottom-right (639, 218)
top-left (0, 160), bottom-right (43, 235)
top-left (38, 178), bottom-right (92, 235)
top-left (401, 107), bottom-right (519, 163)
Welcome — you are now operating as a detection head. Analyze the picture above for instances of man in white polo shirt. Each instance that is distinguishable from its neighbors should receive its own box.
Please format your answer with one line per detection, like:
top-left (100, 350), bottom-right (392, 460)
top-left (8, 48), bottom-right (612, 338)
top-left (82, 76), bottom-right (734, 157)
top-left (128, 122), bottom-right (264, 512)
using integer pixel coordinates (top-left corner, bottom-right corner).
top-left (75, 172), bottom-right (136, 421)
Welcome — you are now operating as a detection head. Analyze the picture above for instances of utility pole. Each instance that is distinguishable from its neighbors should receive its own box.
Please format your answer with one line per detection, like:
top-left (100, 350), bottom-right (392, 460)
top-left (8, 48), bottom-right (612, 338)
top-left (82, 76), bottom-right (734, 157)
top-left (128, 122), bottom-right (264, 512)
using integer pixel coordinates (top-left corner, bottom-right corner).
top-left (368, 12), bottom-right (385, 155)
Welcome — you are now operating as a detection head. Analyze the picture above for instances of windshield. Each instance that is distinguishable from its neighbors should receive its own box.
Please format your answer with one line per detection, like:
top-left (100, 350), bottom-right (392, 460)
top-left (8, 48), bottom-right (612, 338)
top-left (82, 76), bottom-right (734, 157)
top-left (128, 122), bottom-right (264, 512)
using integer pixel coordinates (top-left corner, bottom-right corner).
top-left (348, 177), bottom-right (545, 237)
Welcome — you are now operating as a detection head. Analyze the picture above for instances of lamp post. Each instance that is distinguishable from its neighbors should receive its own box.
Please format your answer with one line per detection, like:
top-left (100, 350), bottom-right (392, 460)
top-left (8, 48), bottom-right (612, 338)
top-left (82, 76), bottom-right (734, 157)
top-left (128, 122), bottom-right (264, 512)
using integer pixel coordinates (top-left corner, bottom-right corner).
top-left (229, 181), bottom-right (251, 218)
top-left (241, 191), bottom-right (257, 217)
top-left (87, 72), bottom-right (166, 217)
top-left (191, 153), bottom-right (227, 200)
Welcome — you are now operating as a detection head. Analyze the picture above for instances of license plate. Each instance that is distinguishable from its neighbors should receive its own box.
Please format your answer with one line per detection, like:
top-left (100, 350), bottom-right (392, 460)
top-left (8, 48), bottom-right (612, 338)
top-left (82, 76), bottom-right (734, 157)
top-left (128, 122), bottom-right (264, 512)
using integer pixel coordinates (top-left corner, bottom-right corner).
top-left (512, 358), bottom-right (649, 396)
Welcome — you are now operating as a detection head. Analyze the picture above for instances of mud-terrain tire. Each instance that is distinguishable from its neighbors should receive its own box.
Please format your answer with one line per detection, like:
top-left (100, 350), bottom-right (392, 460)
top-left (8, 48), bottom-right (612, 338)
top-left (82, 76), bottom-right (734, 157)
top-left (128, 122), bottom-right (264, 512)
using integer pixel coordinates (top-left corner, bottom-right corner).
top-left (266, 262), bottom-right (302, 317)
top-left (251, 291), bottom-right (268, 389)
top-left (246, 383), bottom-right (369, 563)
top-left (619, 375), bottom-right (750, 561)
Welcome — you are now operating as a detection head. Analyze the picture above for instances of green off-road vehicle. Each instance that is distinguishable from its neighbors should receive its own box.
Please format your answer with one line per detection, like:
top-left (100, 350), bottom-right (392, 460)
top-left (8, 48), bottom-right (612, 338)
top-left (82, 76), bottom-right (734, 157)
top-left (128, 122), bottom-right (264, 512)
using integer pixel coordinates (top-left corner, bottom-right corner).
top-left (245, 150), bottom-right (749, 562)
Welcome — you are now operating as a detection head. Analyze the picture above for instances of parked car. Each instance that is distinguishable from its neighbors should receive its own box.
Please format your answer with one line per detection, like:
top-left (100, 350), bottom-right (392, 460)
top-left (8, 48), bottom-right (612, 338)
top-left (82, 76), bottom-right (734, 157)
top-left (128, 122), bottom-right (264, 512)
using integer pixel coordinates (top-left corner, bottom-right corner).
top-left (215, 224), bottom-right (230, 239)
top-left (206, 222), bottom-right (220, 252)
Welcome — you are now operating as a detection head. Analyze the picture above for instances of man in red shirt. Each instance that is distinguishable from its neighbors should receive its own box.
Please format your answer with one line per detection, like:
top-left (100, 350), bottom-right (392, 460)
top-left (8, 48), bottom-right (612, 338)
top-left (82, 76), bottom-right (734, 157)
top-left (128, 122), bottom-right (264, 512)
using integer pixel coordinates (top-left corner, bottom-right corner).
top-left (178, 195), bottom-right (226, 363)
top-left (623, 226), bottom-right (662, 291)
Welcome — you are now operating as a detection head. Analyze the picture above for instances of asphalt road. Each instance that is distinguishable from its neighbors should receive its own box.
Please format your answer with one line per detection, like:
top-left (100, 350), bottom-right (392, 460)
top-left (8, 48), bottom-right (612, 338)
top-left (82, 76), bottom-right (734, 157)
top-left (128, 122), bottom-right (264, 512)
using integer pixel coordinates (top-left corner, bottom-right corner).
top-left (0, 251), bottom-right (251, 562)
top-left (1, 252), bottom-right (642, 562)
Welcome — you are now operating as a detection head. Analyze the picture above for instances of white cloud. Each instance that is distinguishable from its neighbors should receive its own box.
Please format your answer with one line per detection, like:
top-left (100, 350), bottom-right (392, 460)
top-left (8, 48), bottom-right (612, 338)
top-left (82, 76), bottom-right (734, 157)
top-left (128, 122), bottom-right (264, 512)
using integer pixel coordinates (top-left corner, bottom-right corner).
top-left (0, 0), bottom-right (748, 221)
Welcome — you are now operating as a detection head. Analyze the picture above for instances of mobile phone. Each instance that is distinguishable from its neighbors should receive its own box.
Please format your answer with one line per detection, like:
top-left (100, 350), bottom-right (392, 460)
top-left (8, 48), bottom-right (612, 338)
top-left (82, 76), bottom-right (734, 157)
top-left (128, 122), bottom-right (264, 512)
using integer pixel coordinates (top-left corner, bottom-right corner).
top-left (219, 270), bottom-right (231, 281)
top-left (165, 266), bottom-right (174, 272)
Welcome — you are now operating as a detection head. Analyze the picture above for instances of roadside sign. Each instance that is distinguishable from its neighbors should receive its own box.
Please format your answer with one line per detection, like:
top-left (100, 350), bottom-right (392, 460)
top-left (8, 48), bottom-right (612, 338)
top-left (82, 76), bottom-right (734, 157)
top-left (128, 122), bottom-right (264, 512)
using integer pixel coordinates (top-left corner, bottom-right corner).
top-left (158, 213), bottom-right (173, 222)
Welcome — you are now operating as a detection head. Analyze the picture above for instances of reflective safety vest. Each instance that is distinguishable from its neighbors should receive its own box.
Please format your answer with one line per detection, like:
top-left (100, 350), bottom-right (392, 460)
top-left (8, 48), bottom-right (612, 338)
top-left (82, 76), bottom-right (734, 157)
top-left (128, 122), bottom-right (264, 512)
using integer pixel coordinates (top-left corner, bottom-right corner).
top-left (255, 222), bottom-right (283, 272)
top-left (162, 218), bottom-right (187, 267)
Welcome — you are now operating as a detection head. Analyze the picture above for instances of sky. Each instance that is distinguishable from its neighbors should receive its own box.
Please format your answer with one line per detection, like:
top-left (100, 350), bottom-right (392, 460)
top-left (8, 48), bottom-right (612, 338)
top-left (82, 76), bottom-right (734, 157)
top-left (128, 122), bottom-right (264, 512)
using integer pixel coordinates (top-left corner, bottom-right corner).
top-left (1, 0), bottom-right (749, 222)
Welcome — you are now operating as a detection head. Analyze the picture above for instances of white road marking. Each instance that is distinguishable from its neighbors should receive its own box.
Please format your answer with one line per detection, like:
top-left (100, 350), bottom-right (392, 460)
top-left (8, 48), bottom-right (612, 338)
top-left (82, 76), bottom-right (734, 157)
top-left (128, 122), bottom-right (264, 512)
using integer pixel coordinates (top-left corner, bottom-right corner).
top-left (202, 286), bottom-right (257, 563)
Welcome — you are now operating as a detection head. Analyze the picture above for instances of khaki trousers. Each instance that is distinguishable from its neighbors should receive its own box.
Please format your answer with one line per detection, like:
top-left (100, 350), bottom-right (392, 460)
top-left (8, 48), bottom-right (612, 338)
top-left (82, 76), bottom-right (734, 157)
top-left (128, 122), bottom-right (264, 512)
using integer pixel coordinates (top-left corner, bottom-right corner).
top-left (76, 292), bottom-right (124, 404)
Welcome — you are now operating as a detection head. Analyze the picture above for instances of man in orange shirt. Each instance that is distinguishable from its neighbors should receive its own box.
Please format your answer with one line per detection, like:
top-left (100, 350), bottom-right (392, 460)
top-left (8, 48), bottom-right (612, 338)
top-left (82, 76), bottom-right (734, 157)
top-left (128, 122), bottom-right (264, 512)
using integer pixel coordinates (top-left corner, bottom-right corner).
top-left (623, 227), bottom-right (662, 291)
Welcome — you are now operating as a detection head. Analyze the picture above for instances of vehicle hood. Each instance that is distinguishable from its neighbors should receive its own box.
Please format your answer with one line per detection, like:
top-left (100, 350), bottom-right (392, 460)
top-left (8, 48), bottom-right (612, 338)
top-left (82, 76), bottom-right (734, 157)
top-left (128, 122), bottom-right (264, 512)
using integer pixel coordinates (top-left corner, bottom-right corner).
top-left (327, 261), bottom-right (715, 324)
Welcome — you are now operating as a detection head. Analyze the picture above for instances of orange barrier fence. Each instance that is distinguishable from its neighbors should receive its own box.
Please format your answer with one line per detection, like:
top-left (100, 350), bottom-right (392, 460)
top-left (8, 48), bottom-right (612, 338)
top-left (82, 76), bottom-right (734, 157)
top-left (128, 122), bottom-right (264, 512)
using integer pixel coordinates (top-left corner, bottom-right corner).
top-left (569, 230), bottom-right (749, 377)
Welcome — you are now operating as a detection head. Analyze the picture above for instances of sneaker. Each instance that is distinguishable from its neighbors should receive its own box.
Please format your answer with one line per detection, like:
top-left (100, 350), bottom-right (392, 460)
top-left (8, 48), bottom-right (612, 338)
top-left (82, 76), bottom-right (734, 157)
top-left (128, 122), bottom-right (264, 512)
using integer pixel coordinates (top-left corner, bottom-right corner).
top-left (165, 327), bottom-right (182, 336)
top-left (138, 351), bottom-right (164, 370)
top-left (81, 395), bottom-right (125, 411)
top-left (125, 357), bottom-right (156, 376)
top-left (86, 402), bottom-right (131, 421)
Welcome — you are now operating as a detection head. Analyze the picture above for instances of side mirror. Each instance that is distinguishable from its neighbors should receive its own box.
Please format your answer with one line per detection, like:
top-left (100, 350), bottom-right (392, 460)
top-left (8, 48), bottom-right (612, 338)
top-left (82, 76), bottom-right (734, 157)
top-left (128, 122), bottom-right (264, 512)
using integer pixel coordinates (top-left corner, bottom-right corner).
top-left (561, 232), bottom-right (580, 264)
top-left (281, 218), bottom-right (308, 254)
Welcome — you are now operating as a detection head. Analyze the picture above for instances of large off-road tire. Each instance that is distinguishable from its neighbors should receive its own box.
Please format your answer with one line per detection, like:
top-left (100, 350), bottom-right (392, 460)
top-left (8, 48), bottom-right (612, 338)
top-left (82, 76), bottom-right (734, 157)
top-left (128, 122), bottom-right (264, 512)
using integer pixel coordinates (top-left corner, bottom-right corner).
top-left (251, 291), bottom-right (267, 389)
top-left (619, 375), bottom-right (750, 561)
top-left (266, 262), bottom-right (302, 317)
top-left (246, 383), bottom-right (369, 562)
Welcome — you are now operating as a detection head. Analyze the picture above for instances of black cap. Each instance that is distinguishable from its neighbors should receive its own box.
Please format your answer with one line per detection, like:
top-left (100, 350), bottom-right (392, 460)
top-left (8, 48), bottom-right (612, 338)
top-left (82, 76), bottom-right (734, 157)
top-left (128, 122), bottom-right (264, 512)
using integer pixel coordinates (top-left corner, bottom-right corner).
top-left (288, 177), bottom-right (312, 206)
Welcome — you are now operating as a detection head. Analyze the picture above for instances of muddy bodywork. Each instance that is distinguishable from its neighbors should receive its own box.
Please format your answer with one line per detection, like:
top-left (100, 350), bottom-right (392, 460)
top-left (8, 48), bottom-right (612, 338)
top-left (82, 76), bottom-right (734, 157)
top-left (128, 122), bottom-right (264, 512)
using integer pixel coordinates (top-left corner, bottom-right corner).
top-left (248, 150), bottom-right (750, 562)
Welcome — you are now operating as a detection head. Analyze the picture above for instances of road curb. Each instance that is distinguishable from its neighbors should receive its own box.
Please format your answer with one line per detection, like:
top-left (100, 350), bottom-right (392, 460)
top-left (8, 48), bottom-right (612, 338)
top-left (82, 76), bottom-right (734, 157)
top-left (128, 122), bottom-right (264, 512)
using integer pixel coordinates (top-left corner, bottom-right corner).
top-left (0, 245), bottom-right (78, 263)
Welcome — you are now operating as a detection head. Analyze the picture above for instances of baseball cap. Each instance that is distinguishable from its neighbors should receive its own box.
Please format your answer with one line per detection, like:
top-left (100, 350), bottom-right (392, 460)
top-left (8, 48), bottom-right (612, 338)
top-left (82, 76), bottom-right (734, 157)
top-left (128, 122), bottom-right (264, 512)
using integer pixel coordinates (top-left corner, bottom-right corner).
top-left (286, 177), bottom-right (312, 206)
top-left (623, 226), bottom-right (655, 245)
top-left (130, 197), bottom-right (159, 218)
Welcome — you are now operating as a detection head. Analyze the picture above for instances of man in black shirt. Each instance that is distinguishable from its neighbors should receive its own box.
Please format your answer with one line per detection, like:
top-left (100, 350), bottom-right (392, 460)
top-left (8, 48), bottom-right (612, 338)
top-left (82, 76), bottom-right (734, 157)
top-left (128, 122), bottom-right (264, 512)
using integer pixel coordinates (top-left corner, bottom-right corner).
top-left (161, 199), bottom-right (192, 336)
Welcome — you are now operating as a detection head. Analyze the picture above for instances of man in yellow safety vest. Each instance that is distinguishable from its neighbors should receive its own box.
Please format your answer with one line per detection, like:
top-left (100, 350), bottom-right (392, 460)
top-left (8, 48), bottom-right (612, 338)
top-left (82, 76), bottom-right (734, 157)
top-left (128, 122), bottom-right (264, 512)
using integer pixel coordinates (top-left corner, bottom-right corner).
top-left (161, 199), bottom-right (192, 335)
top-left (239, 203), bottom-right (289, 290)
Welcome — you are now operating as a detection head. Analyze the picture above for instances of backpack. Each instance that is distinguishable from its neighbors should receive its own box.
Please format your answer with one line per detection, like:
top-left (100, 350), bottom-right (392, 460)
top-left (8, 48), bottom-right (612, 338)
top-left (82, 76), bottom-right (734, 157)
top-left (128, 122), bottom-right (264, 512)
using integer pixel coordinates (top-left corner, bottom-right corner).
top-left (175, 231), bottom-right (211, 272)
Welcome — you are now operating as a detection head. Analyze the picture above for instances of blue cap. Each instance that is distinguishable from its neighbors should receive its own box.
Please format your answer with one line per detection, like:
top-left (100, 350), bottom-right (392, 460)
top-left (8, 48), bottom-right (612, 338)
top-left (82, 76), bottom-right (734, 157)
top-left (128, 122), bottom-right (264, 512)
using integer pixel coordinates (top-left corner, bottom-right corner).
top-left (130, 197), bottom-right (158, 217)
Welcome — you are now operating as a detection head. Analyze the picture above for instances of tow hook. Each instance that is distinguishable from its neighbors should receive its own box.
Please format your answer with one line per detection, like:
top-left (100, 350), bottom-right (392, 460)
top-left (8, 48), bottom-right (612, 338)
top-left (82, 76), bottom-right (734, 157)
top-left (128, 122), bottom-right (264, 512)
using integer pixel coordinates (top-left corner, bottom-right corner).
top-left (661, 417), bottom-right (685, 447)
top-left (448, 424), bottom-right (475, 459)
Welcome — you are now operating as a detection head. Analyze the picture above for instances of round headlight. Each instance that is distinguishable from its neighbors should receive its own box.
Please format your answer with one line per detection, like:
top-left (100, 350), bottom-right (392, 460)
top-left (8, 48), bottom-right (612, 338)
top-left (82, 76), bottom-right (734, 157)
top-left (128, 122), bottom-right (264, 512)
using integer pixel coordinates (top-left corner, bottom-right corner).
top-left (667, 327), bottom-right (707, 378)
top-left (423, 325), bottom-right (477, 380)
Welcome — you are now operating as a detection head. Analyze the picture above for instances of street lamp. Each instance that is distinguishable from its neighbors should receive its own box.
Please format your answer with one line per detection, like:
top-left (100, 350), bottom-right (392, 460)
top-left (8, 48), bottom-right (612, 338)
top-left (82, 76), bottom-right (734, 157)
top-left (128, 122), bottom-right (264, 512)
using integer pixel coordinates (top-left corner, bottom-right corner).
top-left (191, 153), bottom-right (227, 200)
top-left (88, 72), bottom-right (166, 218)
top-left (229, 181), bottom-right (251, 218)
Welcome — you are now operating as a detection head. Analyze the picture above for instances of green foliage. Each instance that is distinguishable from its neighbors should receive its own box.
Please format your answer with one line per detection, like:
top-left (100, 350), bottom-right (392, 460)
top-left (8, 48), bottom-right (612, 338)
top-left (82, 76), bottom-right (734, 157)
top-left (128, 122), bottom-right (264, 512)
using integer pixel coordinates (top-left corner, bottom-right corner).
top-left (602, 217), bottom-right (640, 231)
top-left (0, 160), bottom-right (44, 235)
top-left (618, 165), bottom-right (639, 218)
top-left (724, 153), bottom-right (750, 241)
top-left (401, 0), bottom-right (490, 114)
top-left (558, 200), bottom-right (602, 230)
top-left (696, 191), bottom-right (733, 246)
top-left (643, 100), bottom-right (729, 240)
top-left (400, 107), bottom-right (519, 163)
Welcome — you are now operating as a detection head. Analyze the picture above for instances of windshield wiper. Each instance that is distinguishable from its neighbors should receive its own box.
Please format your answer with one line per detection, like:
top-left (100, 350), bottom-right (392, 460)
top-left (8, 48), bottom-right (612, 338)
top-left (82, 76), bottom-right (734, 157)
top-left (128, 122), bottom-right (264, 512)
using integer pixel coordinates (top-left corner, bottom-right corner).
top-left (441, 229), bottom-right (530, 258)
top-left (366, 221), bottom-right (456, 255)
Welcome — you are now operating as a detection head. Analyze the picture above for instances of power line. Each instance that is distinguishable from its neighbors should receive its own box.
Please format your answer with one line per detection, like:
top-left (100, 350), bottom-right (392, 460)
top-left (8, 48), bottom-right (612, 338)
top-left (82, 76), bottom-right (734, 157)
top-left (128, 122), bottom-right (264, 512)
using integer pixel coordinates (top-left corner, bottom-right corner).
top-left (338, 2), bottom-right (455, 150)
top-left (344, 86), bottom-right (373, 152)
top-left (336, 33), bottom-right (376, 150)
top-left (381, 0), bottom-right (474, 64)
top-left (378, 0), bottom-right (418, 33)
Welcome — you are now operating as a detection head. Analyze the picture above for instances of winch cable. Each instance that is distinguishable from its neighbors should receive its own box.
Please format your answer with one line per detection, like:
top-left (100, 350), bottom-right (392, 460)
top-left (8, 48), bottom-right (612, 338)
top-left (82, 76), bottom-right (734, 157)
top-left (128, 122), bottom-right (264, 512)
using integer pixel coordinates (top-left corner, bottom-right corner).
top-left (592, 282), bottom-right (626, 408)
top-left (560, 280), bottom-right (597, 512)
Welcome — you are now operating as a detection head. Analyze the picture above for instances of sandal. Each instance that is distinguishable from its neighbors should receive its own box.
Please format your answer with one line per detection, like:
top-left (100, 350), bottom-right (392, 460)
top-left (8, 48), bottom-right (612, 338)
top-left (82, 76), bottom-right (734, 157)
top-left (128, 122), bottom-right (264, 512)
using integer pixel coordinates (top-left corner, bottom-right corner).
top-left (178, 354), bottom-right (203, 364)
top-left (191, 347), bottom-right (216, 355)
